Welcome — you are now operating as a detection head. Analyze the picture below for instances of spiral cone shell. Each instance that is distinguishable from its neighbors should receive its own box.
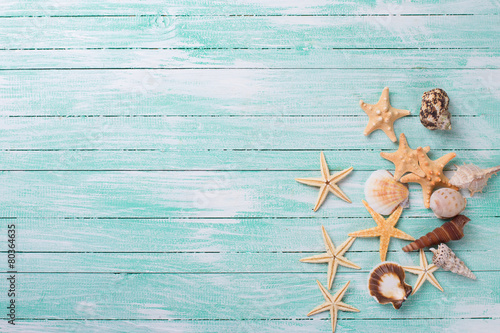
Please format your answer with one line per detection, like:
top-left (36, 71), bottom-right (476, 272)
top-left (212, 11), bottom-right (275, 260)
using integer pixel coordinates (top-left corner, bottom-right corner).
top-left (430, 188), bottom-right (466, 219)
top-left (368, 262), bottom-right (412, 309)
top-left (402, 215), bottom-right (470, 252)
top-left (430, 243), bottom-right (476, 280)
top-left (450, 163), bottom-right (500, 196)
top-left (365, 170), bottom-right (409, 215)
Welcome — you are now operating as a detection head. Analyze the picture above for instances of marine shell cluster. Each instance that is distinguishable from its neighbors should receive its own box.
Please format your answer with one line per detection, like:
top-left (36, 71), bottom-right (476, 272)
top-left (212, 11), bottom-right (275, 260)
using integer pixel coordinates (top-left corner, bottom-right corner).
top-left (419, 88), bottom-right (451, 130)
top-left (429, 188), bottom-right (467, 219)
top-left (430, 244), bottom-right (476, 280)
top-left (450, 163), bottom-right (500, 197)
top-left (368, 262), bottom-right (412, 309)
top-left (364, 170), bottom-right (409, 215)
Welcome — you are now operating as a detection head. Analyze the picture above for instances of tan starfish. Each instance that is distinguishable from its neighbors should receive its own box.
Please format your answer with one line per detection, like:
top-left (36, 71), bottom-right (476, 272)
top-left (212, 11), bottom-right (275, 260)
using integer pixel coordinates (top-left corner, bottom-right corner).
top-left (403, 249), bottom-right (443, 295)
top-left (295, 152), bottom-right (353, 211)
top-left (307, 280), bottom-right (359, 333)
top-left (360, 87), bottom-right (410, 142)
top-left (300, 226), bottom-right (360, 289)
top-left (400, 147), bottom-right (458, 208)
top-left (380, 133), bottom-right (430, 180)
top-left (348, 200), bottom-right (414, 262)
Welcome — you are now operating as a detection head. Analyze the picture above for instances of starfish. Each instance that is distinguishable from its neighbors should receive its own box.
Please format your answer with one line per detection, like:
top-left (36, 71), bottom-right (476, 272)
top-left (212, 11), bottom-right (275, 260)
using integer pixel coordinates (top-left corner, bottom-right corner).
top-left (307, 280), bottom-right (359, 333)
top-left (400, 147), bottom-right (458, 208)
top-left (359, 87), bottom-right (410, 142)
top-left (380, 133), bottom-right (430, 180)
top-left (403, 249), bottom-right (443, 295)
top-left (348, 200), bottom-right (414, 262)
top-left (300, 226), bottom-right (361, 289)
top-left (295, 152), bottom-right (353, 211)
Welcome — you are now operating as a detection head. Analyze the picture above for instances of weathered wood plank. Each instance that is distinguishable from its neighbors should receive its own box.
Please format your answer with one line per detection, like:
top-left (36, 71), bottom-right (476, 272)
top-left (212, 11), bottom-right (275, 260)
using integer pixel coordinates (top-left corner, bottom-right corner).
top-left (1, 272), bottom-right (497, 320)
top-left (0, 170), bottom-right (498, 218)
top-left (1, 0), bottom-right (498, 16)
top-left (2, 49), bottom-right (499, 69)
top-left (1, 15), bottom-right (498, 49)
top-left (4, 215), bottom-right (498, 252)
top-left (1, 69), bottom-right (498, 116)
top-left (1, 149), bottom-right (498, 171)
top-left (7, 250), bottom-right (496, 273)
top-left (3, 318), bottom-right (499, 333)
top-left (0, 116), bottom-right (497, 150)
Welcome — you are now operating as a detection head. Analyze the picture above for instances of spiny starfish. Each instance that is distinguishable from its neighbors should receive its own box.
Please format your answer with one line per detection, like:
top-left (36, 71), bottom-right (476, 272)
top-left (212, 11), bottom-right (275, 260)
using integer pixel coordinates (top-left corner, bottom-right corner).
top-left (300, 226), bottom-right (360, 289)
top-left (360, 87), bottom-right (410, 142)
top-left (295, 152), bottom-right (353, 211)
top-left (403, 249), bottom-right (443, 295)
top-left (349, 200), bottom-right (414, 262)
top-left (307, 280), bottom-right (359, 333)
top-left (380, 133), bottom-right (430, 180)
top-left (400, 147), bottom-right (458, 208)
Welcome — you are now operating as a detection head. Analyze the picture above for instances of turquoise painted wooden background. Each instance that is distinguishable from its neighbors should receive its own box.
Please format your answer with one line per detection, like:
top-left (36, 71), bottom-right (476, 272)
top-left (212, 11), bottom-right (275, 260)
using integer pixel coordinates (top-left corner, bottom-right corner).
top-left (0, 1), bottom-right (499, 332)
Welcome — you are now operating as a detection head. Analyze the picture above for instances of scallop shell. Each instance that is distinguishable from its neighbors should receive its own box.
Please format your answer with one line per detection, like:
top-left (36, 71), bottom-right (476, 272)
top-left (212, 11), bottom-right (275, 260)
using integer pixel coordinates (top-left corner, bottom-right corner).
top-left (429, 188), bottom-right (467, 219)
top-left (365, 170), bottom-right (409, 215)
top-left (450, 163), bottom-right (500, 197)
top-left (430, 244), bottom-right (476, 280)
top-left (368, 262), bottom-right (412, 309)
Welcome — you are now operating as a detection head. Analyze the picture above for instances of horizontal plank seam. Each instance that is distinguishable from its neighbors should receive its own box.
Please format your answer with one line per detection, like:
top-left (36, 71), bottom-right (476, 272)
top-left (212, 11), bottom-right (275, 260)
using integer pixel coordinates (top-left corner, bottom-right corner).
top-left (2, 114), bottom-right (485, 117)
top-left (9, 317), bottom-right (499, 321)
top-left (1, 67), bottom-right (499, 71)
top-left (1, 216), bottom-right (495, 220)
top-left (0, 169), bottom-right (475, 171)
top-left (0, 271), bottom-right (495, 274)
top-left (1, 250), bottom-right (490, 254)
top-left (0, 14), bottom-right (492, 18)
top-left (0, 148), bottom-right (496, 152)
top-left (0, 47), bottom-right (494, 51)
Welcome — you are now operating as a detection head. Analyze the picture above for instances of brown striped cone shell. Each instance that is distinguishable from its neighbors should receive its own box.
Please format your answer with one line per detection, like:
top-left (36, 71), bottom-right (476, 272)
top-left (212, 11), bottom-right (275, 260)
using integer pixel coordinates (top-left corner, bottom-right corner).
top-left (368, 262), bottom-right (412, 309)
top-left (402, 215), bottom-right (470, 252)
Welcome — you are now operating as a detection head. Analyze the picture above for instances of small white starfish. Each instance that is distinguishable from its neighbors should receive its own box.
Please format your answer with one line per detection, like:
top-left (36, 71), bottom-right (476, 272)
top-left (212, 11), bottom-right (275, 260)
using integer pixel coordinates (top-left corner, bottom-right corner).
top-left (403, 249), bottom-right (443, 295)
top-left (295, 152), bottom-right (353, 211)
top-left (300, 226), bottom-right (360, 289)
top-left (308, 280), bottom-right (359, 333)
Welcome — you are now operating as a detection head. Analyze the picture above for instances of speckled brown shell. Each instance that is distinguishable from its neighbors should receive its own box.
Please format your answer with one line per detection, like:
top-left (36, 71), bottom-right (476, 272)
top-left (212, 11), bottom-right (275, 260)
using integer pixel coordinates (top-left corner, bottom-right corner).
top-left (368, 262), bottom-right (412, 309)
top-left (429, 188), bottom-right (467, 219)
top-left (430, 244), bottom-right (476, 280)
top-left (420, 88), bottom-right (451, 130)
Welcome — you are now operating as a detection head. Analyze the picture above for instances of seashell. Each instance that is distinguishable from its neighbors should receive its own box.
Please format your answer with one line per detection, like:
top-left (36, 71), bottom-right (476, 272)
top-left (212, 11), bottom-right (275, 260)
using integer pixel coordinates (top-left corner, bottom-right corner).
top-left (419, 88), bottom-right (451, 130)
top-left (429, 188), bottom-right (467, 219)
top-left (365, 170), bottom-right (409, 215)
top-left (368, 262), bottom-right (412, 309)
top-left (450, 163), bottom-right (500, 197)
top-left (402, 215), bottom-right (470, 252)
top-left (430, 243), bottom-right (476, 280)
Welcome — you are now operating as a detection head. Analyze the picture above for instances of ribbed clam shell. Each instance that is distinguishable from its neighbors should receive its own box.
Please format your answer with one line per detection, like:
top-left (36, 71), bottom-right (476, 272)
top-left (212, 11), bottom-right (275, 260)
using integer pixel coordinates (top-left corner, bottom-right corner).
top-left (430, 188), bottom-right (467, 219)
top-left (365, 170), bottom-right (409, 215)
top-left (368, 262), bottom-right (412, 309)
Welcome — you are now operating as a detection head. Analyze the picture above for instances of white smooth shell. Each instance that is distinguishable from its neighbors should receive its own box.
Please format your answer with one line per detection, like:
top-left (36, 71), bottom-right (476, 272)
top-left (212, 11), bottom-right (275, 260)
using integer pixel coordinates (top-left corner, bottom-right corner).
top-left (429, 188), bottom-right (467, 219)
top-left (365, 170), bottom-right (409, 215)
